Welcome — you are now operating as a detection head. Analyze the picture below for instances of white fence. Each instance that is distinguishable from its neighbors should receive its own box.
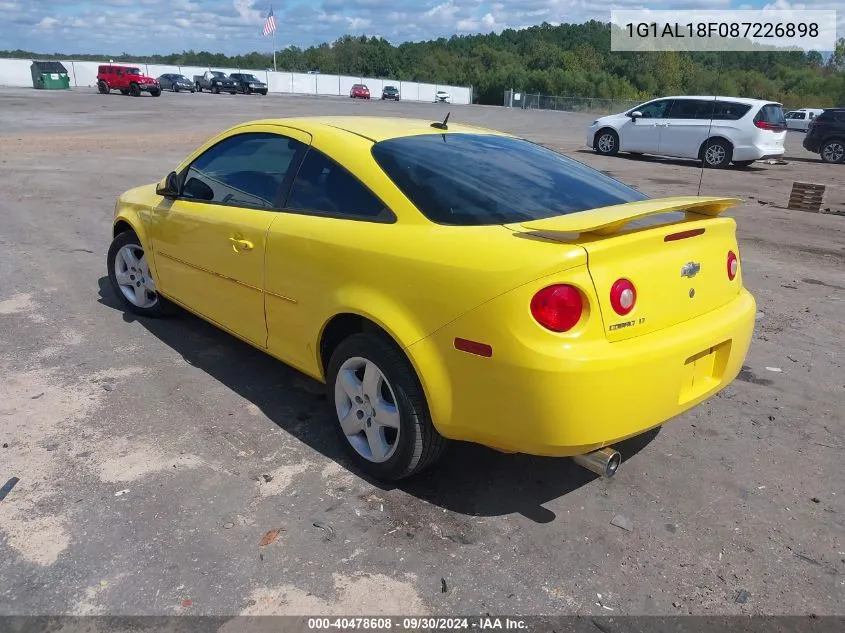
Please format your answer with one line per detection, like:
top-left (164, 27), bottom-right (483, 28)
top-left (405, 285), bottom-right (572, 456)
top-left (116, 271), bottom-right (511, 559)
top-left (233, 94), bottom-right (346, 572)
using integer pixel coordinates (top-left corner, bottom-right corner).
top-left (0, 57), bottom-right (473, 105)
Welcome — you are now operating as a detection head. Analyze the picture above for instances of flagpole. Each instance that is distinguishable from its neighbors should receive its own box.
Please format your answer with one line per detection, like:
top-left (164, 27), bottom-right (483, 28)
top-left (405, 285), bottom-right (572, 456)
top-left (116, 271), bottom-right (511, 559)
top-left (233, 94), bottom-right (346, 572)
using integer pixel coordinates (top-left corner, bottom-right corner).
top-left (271, 5), bottom-right (277, 72)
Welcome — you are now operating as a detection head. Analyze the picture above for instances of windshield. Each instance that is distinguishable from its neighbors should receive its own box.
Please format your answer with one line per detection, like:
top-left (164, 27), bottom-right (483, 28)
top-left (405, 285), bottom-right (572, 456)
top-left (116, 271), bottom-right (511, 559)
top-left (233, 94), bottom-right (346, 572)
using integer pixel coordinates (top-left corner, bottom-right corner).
top-left (211, 72), bottom-right (225, 77)
top-left (126, 68), bottom-right (141, 76)
top-left (371, 133), bottom-right (647, 226)
top-left (243, 74), bottom-right (259, 82)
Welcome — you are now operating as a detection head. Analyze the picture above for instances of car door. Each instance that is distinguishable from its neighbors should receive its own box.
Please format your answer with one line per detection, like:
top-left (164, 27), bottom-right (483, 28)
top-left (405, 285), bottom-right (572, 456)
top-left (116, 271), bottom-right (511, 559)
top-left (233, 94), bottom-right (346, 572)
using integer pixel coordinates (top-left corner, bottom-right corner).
top-left (149, 126), bottom-right (311, 347)
top-left (659, 99), bottom-right (715, 159)
top-left (264, 146), bottom-right (394, 374)
top-left (618, 99), bottom-right (673, 154)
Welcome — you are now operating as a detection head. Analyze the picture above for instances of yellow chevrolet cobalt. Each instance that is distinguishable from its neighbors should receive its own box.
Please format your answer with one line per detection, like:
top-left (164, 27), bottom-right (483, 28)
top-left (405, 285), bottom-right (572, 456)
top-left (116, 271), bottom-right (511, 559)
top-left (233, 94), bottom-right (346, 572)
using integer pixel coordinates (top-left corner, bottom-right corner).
top-left (107, 116), bottom-right (756, 481)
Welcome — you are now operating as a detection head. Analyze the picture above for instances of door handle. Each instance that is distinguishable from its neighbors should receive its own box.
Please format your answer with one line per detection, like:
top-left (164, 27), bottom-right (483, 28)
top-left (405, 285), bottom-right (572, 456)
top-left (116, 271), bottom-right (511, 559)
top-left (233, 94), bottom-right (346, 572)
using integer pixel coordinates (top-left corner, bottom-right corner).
top-left (229, 237), bottom-right (254, 252)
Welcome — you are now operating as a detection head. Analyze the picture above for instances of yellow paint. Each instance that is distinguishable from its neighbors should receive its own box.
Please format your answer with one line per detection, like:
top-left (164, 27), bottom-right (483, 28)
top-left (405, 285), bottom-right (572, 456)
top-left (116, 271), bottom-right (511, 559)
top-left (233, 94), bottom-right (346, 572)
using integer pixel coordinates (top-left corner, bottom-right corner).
top-left (113, 116), bottom-right (756, 457)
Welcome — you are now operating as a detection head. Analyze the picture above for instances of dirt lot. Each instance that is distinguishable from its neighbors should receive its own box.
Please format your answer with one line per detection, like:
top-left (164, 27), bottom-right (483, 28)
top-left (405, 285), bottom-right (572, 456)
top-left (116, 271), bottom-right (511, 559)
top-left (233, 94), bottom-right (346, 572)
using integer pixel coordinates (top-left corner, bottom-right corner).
top-left (0, 87), bottom-right (843, 617)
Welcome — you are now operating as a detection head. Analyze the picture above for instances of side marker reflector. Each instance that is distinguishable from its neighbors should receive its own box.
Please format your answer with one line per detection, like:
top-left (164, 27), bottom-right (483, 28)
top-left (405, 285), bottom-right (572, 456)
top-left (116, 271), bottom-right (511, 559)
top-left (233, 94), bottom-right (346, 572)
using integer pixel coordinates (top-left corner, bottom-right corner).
top-left (454, 338), bottom-right (493, 357)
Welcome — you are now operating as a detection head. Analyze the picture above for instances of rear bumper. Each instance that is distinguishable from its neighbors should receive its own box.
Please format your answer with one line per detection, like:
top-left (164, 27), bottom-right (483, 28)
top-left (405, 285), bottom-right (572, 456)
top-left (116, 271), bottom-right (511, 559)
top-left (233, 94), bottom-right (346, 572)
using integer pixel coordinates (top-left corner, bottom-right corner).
top-left (732, 142), bottom-right (785, 162)
top-left (408, 287), bottom-right (756, 457)
top-left (802, 135), bottom-right (822, 153)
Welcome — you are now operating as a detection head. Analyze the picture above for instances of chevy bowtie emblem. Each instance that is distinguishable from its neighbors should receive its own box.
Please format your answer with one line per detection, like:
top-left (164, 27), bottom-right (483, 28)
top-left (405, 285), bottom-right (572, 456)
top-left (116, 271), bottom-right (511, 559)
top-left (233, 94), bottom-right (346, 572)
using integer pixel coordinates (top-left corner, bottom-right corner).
top-left (681, 262), bottom-right (701, 278)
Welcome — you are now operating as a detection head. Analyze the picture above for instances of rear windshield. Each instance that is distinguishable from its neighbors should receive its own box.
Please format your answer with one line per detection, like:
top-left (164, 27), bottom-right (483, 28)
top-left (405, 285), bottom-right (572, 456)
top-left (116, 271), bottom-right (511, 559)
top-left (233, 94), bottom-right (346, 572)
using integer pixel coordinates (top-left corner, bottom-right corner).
top-left (755, 104), bottom-right (786, 125)
top-left (371, 134), bottom-right (648, 226)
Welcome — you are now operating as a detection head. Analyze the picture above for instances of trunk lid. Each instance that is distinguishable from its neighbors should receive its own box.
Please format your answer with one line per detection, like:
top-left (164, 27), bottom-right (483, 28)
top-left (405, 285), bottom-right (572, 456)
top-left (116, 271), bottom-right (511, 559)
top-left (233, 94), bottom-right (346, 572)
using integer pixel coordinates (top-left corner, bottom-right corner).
top-left (511, 196), bottom-right (744, 342)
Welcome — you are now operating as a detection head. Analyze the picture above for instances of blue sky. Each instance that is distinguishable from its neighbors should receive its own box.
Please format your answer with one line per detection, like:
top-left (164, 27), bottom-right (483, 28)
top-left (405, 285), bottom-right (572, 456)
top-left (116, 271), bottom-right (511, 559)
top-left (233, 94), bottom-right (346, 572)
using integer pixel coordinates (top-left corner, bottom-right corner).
top-left (2, 0), bottom-right (840, 55)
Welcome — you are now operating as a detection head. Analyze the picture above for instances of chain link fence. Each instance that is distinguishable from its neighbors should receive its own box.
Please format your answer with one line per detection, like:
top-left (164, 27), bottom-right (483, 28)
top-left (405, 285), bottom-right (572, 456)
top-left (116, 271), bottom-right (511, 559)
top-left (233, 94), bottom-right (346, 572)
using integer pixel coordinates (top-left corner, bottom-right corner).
top-left (504, 90), bottom-right (641, 115)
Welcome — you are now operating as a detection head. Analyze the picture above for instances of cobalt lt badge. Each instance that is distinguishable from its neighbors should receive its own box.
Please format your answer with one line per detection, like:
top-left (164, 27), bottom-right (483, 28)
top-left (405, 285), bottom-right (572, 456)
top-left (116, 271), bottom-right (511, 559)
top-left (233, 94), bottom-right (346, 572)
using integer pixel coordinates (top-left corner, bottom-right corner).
top-left (681, 261), bottom-right (701, 278)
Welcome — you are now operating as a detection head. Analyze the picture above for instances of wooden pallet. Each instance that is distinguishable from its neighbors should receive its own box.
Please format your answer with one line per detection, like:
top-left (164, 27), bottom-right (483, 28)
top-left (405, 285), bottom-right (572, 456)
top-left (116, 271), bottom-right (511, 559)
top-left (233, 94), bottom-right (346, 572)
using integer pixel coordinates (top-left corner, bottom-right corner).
top-left (787, 182), bottom-right (826, 212)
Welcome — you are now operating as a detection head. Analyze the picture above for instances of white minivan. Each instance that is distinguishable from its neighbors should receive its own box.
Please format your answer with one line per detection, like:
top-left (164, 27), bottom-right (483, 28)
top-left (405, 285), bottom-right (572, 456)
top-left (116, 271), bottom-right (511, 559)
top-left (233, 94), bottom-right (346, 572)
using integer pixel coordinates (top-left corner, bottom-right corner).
top-left (587, 96), bottom-right (787, 168)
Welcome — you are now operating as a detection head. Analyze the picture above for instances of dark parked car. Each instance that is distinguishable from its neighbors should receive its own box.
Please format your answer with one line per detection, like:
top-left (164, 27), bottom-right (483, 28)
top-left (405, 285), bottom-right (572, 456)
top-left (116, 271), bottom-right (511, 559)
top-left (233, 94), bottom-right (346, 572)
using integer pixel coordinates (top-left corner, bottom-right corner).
top-left (803, 108), bottom-right (845, 163)
top-left (381, 85), bottom-right (400, 101)
top-left (229, 73), bottom-right (268, 95)
top-left (157, 73), bottom-right (195, 93)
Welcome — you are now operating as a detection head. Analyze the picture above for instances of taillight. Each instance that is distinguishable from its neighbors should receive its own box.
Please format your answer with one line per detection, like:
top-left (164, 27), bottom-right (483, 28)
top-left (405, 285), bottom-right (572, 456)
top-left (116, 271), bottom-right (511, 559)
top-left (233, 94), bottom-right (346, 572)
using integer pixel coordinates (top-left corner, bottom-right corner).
top-left (530, 285), bottom-right (584, 332)
top-left (609, 279), bottom-right (636, 316)
top-left (727, 251), bottom-right (738, 280)
top-left (754, 120), bottom-right (785, 131)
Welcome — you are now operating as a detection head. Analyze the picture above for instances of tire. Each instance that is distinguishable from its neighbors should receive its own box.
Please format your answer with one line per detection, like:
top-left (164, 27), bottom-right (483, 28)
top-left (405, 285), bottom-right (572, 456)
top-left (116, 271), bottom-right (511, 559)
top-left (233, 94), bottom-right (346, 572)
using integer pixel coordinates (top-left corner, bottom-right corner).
top-left (129, 83), bottom-right (141, 97)
top-left (701, 138), bottom-right (732, 169)
top-left (820, 139), bottom-right (845, 164)
top-left (150, 89), bottom-right (161, 97)
top-left (191, 88), bottom-right (196, 93)
top-left (173, 84), bottom-right (180, 93)
top-left (229, 91), bottom-right (236, 95)
top-left (212, 85), bottom-right (219, 94)
top-left (107, 231), bottom-right (170, 318)
top-left (97, 80), bottom-right (109, 95)
top-left (326, 333), bottom-right (445, 481)
top-left (733, 160), bottom-right (755, 168)
top-left (594, 128), bottom-right (619, 156)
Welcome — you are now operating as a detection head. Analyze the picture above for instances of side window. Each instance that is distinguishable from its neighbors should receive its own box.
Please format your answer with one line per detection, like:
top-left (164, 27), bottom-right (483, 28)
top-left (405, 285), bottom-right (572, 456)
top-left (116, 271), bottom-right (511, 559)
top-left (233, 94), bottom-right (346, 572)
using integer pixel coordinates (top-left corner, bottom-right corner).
top-left (286, 149), bottom-right (390, 221)
top-left (636, 99), bottom-right (673, 119)
top-left (712, 101), bottom-right (752, 121)
top-left (668, 99), bottom-right (714, 119)
top-left (796, 112), bottom-right (806, 120)
top-left (181, 132), bottom-right (307, 209)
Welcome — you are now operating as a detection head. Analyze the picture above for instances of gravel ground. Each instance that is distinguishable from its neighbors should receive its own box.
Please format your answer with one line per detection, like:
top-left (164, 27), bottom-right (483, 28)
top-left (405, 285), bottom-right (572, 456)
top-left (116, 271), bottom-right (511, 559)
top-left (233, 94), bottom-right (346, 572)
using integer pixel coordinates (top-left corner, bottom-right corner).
top-left (0, 87), bottom-right (843, 618)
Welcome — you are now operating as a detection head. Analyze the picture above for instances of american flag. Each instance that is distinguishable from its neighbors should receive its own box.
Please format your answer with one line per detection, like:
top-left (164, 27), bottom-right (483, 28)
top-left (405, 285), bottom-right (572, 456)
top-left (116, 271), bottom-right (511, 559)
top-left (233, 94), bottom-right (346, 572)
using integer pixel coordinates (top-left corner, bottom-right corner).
top-left (262, 7), bottom-right (276, 36)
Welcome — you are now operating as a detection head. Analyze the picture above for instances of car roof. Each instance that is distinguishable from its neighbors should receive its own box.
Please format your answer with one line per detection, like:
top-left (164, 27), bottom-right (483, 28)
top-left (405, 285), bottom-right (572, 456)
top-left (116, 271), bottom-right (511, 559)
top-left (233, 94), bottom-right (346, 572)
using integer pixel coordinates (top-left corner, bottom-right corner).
top-left (656, 96), bottom-right (781, 105)
top-left (240, 116), bottom-right (505, 142)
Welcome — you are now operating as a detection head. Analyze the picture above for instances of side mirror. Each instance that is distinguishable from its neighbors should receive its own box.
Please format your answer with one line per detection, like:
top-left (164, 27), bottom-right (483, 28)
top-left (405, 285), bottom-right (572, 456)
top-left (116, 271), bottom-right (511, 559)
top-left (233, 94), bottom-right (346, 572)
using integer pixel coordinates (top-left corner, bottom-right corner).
top-left (156, 171), bottom-right (180, 199)
top-left (630, 110), bottom-right (643, 120)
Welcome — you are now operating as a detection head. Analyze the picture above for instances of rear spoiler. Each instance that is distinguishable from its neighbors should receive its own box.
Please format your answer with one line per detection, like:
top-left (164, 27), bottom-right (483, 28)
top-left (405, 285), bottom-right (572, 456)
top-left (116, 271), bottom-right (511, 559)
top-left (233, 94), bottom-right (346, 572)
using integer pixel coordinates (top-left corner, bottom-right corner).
top-left (518, 196), bottom-right (742, 236)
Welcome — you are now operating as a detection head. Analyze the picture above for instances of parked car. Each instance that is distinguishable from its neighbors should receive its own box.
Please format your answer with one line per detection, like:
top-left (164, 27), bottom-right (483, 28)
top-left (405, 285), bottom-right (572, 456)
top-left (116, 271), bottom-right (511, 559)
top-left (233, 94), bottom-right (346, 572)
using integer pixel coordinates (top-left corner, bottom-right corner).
top-left (157, 74), bottom-right (195, 93)
top-left (194, 71), bottom-right (237, 94)
top-left (785, 108), bottom-right (824, 132)
top-left (229, 73), bottom-right (268, 95)
top-left (435, 90), bottom-right (451, 103)
top-left (106, 115), bottom-right (755, 482)
top-left (802, 108), bottom-right (845, 163)
top-left (350, 84), bottom-right (370, 99)
top-left (382, 85), bottom-right (400, 101)
top-left (587, 96), bottom-right (787, 168)
top-left (97, 65), bottom-right (160, 97)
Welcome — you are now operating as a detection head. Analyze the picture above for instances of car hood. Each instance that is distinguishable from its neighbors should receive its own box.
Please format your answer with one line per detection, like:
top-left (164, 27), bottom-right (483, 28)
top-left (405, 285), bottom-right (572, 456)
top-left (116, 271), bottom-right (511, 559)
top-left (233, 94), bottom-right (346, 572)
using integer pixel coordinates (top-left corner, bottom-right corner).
top-left (592, 113), bottom-right (628, 125)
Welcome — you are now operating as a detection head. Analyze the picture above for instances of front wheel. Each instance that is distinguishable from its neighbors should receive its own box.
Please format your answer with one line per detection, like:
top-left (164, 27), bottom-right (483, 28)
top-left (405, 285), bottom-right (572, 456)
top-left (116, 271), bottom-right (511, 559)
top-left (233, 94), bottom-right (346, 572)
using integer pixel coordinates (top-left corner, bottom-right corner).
top-left (212, 85), bottom-right (219, 94)
top-left (327, 333), bottom-right (445, 481)
top-left (594, 129), bottom-right (619, 156)
top-left (97, 80), bottom-right (109, 94)
top-left (150, 89), bottom-right (161, 97)
top-left (702, 139), bottom-right (732, 168)
top-left (173, 84), bottom-right (180, 93)
top-left (820, 139), bottom-right (845, 164)
top-left (107, 232), bottom-right (169, 318)
top-left (128, 83), bottom-right (141, 97)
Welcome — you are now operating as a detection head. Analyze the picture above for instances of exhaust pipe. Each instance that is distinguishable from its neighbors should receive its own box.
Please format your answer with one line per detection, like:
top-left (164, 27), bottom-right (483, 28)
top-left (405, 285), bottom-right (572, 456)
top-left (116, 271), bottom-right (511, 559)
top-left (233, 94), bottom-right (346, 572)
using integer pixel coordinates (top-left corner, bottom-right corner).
top-left (572, 447), bottom-right (621, 477)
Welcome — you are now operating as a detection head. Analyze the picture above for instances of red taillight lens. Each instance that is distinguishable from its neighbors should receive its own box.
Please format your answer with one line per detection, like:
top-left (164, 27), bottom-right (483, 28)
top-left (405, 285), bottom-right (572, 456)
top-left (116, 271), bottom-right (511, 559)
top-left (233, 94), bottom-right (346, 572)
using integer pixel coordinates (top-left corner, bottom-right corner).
top-left (754, 120), bottom-right (786, 132)
top-left (727, 251), bottom-right (738, 280)
top-left (610, 279), bottom-right (636, 316)
top-left (530, 284), bottom-right (584, 332)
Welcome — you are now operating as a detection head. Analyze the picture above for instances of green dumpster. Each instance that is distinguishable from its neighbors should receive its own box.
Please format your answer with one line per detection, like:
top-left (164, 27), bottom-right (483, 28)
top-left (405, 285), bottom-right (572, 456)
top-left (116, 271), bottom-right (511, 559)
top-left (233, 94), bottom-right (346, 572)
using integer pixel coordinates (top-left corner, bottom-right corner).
top-left (31, 61), bottom-right (71, 90)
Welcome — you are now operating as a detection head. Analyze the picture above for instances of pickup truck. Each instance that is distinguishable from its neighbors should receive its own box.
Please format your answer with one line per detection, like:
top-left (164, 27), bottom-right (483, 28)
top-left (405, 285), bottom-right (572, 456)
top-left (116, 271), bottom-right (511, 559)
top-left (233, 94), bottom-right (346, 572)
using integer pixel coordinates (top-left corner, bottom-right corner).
top-left (193, 71), bottom-right (238, 94)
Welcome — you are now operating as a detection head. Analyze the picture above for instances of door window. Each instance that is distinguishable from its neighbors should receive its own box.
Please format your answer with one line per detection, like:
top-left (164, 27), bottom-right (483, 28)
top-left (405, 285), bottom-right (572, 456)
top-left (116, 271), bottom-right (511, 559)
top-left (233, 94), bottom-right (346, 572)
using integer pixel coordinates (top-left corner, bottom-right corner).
top-left (286, 148), bottom-right (391, 221)
top-left (633, 99), bottom-right (673, 119)
top-left (180, 132), bottom-right (307, 210)
top-left (667, 99), bottom-right (716, 119)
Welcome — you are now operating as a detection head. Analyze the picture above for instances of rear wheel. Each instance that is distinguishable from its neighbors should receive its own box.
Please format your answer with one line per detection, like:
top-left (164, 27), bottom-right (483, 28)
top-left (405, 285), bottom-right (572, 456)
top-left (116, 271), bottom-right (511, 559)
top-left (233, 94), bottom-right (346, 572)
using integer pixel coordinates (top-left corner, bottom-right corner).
top-left (327, 333), bottom-right (445, 481)
top-left (129, 83), bottom-right (141, 97)
top-left (701, 139), bottom-right (732, 169)
top-left (820, 139), bottom-right (845, 164)
top-left (594, 129), bottom-right (619, 156)
top-left (97, 80), bottom-right (109, 94)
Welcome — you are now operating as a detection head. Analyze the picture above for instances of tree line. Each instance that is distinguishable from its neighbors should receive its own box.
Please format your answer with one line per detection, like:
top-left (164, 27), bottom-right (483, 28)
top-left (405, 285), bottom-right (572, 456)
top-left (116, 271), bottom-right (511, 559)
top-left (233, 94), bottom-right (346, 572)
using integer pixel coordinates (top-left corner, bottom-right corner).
top-left (4, 20), bottom-right (844, 107)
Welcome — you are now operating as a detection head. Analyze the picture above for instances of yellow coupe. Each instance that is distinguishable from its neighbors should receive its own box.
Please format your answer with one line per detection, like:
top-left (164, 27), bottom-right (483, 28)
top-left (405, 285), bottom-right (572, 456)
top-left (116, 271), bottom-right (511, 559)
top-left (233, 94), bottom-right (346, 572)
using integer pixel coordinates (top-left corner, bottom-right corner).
top-left (107, 116), bottom-right (756, 481)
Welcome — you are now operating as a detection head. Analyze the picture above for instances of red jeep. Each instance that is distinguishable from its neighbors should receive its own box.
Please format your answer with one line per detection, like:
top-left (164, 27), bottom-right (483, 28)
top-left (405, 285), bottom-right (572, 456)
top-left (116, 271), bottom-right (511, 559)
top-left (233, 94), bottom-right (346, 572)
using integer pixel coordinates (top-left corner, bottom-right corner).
top-left (97, 65), bottom-right (161, 97)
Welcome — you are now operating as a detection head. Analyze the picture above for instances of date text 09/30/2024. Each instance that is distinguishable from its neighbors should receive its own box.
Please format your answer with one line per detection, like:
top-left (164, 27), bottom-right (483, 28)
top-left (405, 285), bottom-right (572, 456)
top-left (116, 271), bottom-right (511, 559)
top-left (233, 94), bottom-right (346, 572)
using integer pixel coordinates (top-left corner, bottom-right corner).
top-left (625, 22), bottom-right (819, 39)
top-left (307, 617), bottom-right (528, 630)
